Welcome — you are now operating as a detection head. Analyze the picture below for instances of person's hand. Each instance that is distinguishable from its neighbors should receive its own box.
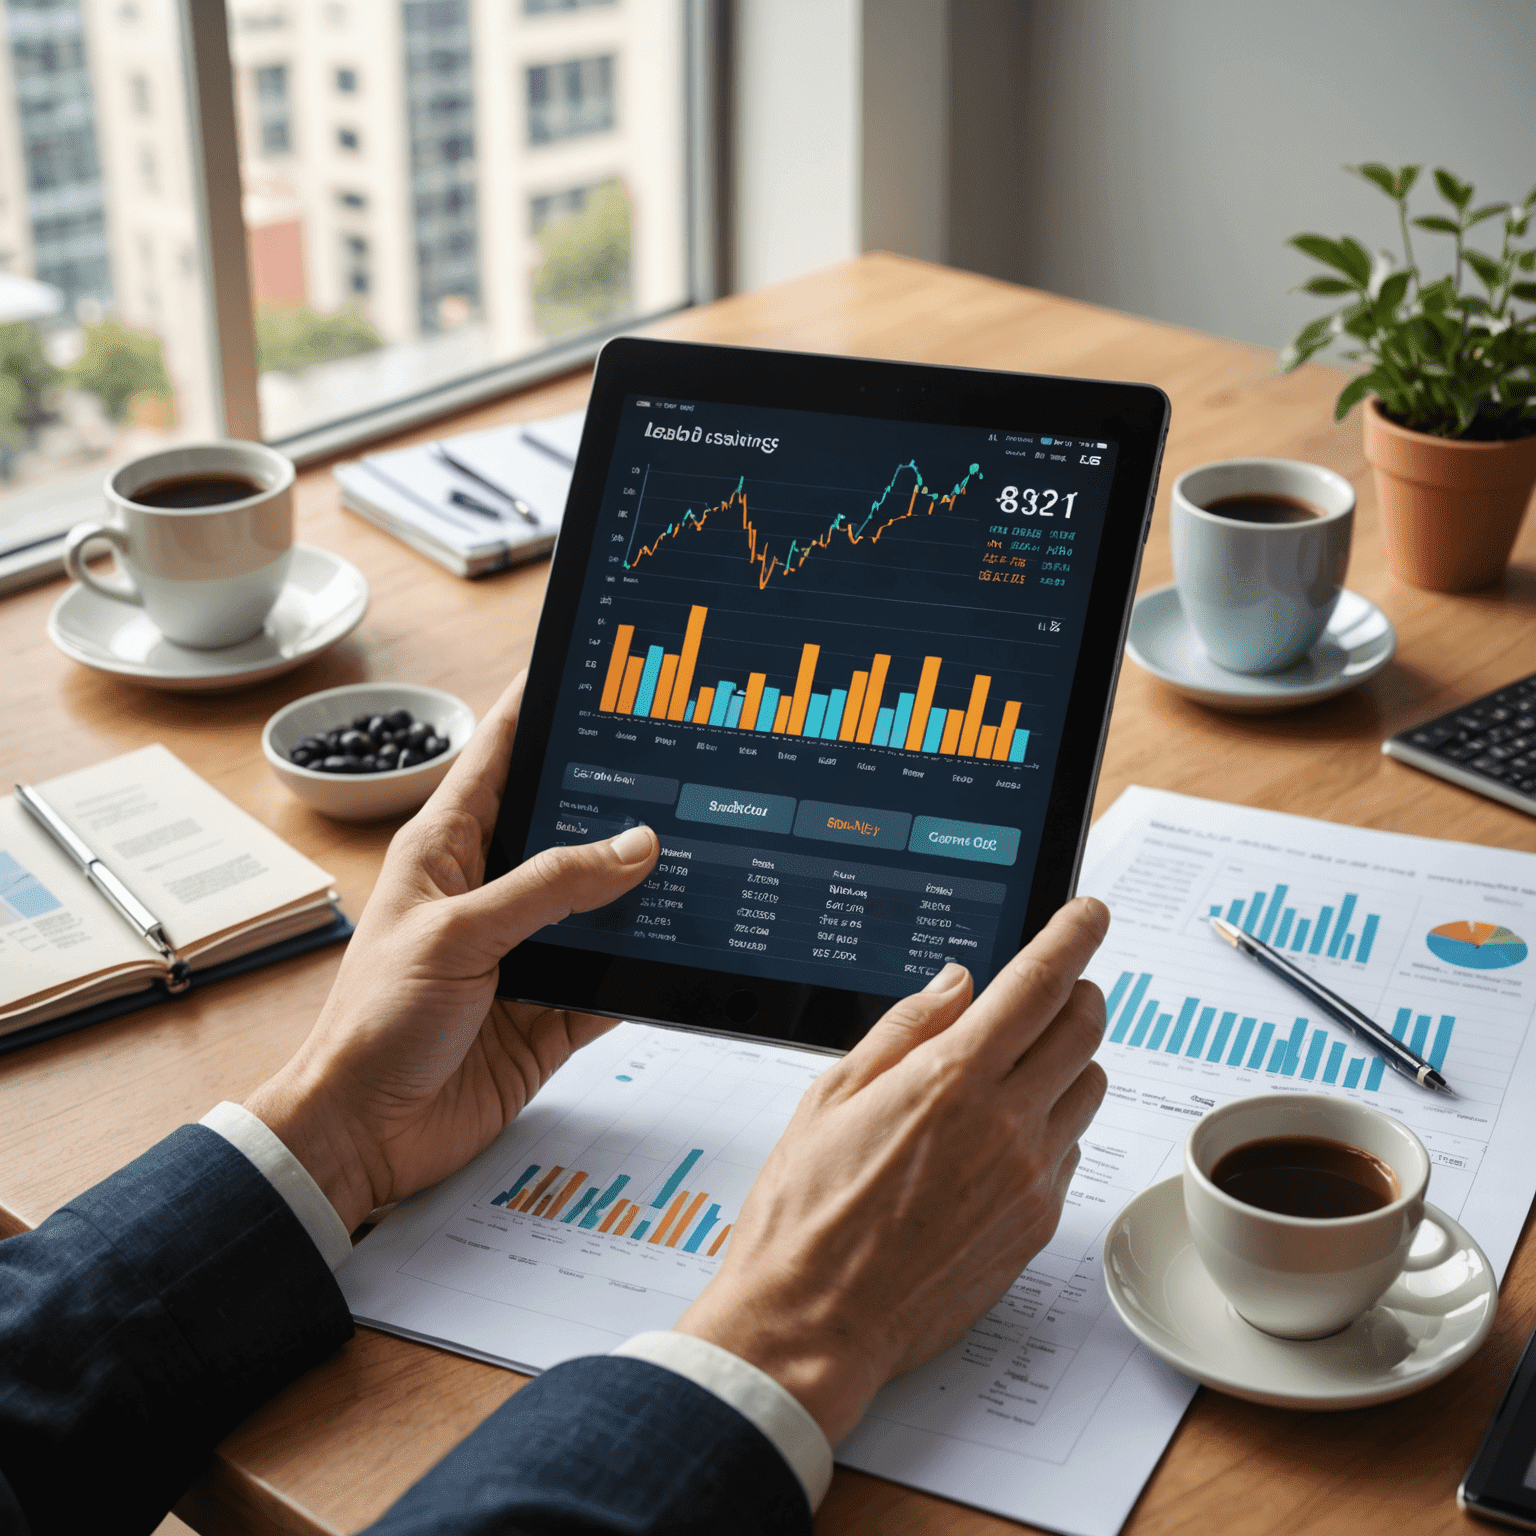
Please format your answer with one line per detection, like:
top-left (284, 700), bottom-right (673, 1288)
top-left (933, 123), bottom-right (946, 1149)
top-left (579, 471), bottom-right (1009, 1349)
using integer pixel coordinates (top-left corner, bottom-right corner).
top-left (673, 898), bottom-right (1110, 1444)
top-left (245, 673), bottom-right (659, 1232)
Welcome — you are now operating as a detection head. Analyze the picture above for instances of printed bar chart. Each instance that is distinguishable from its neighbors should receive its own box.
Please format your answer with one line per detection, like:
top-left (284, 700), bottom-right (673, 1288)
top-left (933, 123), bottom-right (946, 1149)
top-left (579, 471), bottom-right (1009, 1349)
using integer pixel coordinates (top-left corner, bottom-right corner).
top-left (599, 605), bottom-right (1031, 762)
top-left (1101, 969), bottom-right (1455, 1090)
top-left (1205, 883), bottom-right (1383, 963)
top-left (491, 1146), bottom-right (732, 1257)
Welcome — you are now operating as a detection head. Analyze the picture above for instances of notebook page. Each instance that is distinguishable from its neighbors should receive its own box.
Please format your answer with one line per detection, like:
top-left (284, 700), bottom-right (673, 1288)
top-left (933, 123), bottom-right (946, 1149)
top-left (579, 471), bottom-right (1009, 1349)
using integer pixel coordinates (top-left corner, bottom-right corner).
top-left (41, 744), bottom-right (335, 951)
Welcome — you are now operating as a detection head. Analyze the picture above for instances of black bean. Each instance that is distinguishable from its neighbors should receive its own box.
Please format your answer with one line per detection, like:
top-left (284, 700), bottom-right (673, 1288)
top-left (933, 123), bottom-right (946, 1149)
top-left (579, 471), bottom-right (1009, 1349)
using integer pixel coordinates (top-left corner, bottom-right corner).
top-left (351, 713), bottom-right (373, 731)
top-left (359, 755), bottom-right (377, 772)
top-left (321, 756), bottom-right (349, 773)
top-left (397, 748), bottom-right (421, 769)
top-left (406, 721), bottom-right (430, 747)
top-left (296, 735), bottom-right (325, 753)
top-left (377, 742), bottom-right (400, 765)
top-left (367, 715), bottom-right (387, 738)
top-left (385, 708), bottom-right (413, 731)
top-left (423, 736), bottom-right (445, 759)
top-left (290, 747), bottom-right (315, 765)
top-left (340, 730), bottom-right (370, 757)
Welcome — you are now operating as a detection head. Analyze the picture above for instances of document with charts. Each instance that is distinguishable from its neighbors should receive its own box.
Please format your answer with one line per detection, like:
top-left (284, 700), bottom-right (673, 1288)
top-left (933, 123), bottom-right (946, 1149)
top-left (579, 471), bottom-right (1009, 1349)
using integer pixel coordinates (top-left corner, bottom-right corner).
top-left (338, 788), bottom-right (1536, 1536)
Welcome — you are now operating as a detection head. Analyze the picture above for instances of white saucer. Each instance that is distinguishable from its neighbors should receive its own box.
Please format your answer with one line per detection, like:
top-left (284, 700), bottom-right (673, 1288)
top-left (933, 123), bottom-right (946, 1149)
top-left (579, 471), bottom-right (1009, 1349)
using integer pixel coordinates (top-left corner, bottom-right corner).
top-left (47, 544), bottom-right (369, 692)
top-left (1126, 584), bottom-right (1397, 712)
top-left (1103, 1177), bottom-right (1496, 1410)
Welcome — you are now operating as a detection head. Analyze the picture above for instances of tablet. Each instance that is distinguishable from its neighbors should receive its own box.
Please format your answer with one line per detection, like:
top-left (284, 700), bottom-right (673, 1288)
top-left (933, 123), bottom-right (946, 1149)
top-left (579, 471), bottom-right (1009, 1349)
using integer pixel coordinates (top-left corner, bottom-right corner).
top-left (488, 338), bottom-right (1168, 1050)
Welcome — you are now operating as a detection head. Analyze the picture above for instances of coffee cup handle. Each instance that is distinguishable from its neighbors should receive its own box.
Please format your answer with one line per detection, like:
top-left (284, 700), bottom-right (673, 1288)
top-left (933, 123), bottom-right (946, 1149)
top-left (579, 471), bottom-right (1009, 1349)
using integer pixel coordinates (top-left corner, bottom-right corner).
top-left (1402, 1208), bottom-right (1455, 1272)
top-left (63, 523), bottom-right (142, 606)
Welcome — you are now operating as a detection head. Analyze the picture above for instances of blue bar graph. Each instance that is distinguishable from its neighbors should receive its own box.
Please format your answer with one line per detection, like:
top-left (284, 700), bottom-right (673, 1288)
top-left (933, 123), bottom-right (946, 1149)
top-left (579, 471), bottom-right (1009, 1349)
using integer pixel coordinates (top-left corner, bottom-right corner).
top-left (805, 694), bottom-right (828, 737)
top-left (755, 687), bottom-right (780, 730)
top-left (822, 689), bottom-right (847, 739)
top-left (725, 694), bottom-right (744, 727)
top-left (1275, 908), bottom-right (1296, 947)
top-left (1258, 885), bottom-right (1289, 943)
top-left (1358, 914), bottom-right (1380, 963)
top-left (1007, 729), bottom-right (1029, 764)
top-left (1309, 908), bottom-right (1333, 954)
top-left (1293, 918), bottom-right (1311, 951)
top-left (1214, 880), bottom-right (1383, 965)
top-left (708, 682), bottom-right (735, 725)
top-left (562, 1188), bottom-right (598, 1224)
top-left (633, 645), bottom-right (665, 716)
top-left (890, 692), bottom-right (915, 747)
top-left (652, 1148), bottom-right (703, 1208)
top-left (494, 1164), bottom-right (540, 1206)
top-left (872, 706), bottom-right (895, 746)
top-left (578, 1174), bottom-right (630, 1229)
top-left (922, 708), bottom-right (946, 752)
top-left (683, 1204), bottom-right (722, 1254)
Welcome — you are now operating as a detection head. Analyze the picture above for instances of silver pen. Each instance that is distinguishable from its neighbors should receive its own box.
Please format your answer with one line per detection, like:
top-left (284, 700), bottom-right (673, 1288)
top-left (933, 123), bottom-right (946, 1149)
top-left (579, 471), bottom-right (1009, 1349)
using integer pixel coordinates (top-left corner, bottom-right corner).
top-left (14, 783), bottom-right (192, 992)
top-left (432, 442), bottom-right (541, 526)
top-left (1210, 915), bottom-right (1453, 1094)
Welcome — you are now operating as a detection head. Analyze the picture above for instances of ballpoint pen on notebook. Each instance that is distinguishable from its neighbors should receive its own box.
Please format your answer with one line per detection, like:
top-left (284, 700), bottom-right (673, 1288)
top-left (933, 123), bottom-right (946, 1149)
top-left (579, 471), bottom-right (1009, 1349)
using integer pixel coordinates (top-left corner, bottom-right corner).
top-left (433, 442), bottom-right (540, 525)
top-left (1210, 915), bottom-right (1454, 1094)
top-left (14, 782), bottom-right (192, 992)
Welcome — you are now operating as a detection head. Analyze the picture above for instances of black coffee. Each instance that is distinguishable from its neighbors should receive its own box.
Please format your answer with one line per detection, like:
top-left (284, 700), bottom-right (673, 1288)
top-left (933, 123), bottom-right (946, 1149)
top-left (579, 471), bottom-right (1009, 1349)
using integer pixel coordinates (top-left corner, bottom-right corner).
top-left (1203, 493), bottom-right (1324, 525)
top-left (132, 474), bottom-right (262, 509)
top-left (1211, 1134), bottom-right (1399, 1218)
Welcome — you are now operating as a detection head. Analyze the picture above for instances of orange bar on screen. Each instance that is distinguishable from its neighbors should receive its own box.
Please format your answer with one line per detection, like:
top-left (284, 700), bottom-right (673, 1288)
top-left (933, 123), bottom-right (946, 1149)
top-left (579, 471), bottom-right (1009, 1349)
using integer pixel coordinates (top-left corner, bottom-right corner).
top-left (545, 1171), bottom-right (588, 1219)
top-left (649, 1191), bottom-right (691, 1244)
top-left (839, 672), bottom-right (869, 741)
top-left (524, 1165), bottom-right (564, 1210)
top-left (740, 673), bottom-right (767, 731)
top-left (616, 1205), bottom-right (640, 1236)
top-left (855, 654), bottom-right (892, 743)
top-left (532, 1194), bottom-right (553, 1216)
top-left (600, 626), bottom-right (634, 713)
top-left (598, 1200), bottom-right (627, 1234)
top-left (693, 686), bottom-right (715, 725)
top-left (667, 606), bottom-right (709, 721)
top-left (905, 655), bottom-right (943, 749)
top-left (707, 1224), bottom-right (732, 1258)
top-left (993, 700), bottom-right (1021, 760)
top-left (666, 1192), bottom-right (710, 1249)
top-left (939, 708), bottom-right (964, 754)
top-left (957, 674), bottom-right (992, 756)
top-left (977, 725), bottom-right (997, 758)
top-left (772, 696), bottom-right (792, 732)
top-left (649, 655), bottom-right (680, 719)
top-left (787, 643), bottom-right (820, 734)
top-left (617, 657), bottom-right (645, 713)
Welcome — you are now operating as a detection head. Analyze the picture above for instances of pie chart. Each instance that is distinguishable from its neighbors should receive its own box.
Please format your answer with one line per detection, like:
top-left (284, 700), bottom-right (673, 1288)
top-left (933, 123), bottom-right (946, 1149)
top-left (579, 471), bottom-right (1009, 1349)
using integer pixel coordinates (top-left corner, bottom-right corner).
top-left (1425, 921), bottom-right (1528, 970)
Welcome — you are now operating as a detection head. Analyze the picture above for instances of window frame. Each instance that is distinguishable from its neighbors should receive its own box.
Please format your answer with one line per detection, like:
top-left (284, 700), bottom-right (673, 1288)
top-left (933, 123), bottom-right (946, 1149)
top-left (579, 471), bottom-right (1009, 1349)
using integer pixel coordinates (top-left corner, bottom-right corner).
top-left (189, 0), bottom-right (731, 467)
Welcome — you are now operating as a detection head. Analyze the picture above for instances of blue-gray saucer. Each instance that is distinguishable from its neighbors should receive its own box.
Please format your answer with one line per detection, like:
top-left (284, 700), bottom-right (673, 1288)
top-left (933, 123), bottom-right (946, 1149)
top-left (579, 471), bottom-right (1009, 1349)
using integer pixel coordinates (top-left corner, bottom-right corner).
top-left (1126, 584), bottom-right (1396, 712)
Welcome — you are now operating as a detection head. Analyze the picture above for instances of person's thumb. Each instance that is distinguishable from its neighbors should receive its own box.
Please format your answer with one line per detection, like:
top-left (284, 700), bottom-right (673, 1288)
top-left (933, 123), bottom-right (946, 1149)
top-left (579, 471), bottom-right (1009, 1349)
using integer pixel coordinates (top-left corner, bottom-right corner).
top-left (449, 825), bottom-right (658, 961)
top-left (826, 961), bottom-right (974, 1095)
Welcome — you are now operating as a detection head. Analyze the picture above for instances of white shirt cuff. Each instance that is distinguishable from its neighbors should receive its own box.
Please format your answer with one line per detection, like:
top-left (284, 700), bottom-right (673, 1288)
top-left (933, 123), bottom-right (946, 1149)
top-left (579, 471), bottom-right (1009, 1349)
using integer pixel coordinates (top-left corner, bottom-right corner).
top-left (612, 1331), bottom-right (833, 1511)
top-left (200, 1101), bottom-right (354, 1272)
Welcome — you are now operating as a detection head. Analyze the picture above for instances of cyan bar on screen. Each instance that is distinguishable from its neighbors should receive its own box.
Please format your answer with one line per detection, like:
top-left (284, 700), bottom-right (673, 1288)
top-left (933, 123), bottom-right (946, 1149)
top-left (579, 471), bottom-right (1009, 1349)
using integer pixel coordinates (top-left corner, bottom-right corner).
top-left (1280, 1018), bottom-right (1308, 1075)
top-left (1208, 904), bottom-right (1221, 917)
top-left (1258, 885), bottom-right (1289, 944)
top-left (1187, 1006), bottom-right (1216, 1058)
top-left (755, 687), bottom-right (780, 731)
top-left (1266, 1038), bottom-right (1288, 1072)
top-left (652, 1149), bottom-right (704, 1209)
top-left (708, 682), bottom-right (735, 725)
top-left (1358, 913), bottom-right (1380, 964)
top-left (1275, 908), bottom-right (1296, 947)
top-left (1341, 934), bottom-right (1355, 959)
top-left (632, 1220), bottom-right (651, 1240)
top-left (1148, 1012), bottom-right (1173, 1050)
top-left (1248, 1020), bottom-right (1276, 1069)
top-left (1429, 1015), bottom-right (1455, 1071)
top-left (1410, 1014), bottom-right (1432, 1054)
top-left (1228, 1016), bottom-right (1256, 1065)
top-left (1323, 1041), bottom-right (1346, 1083)
top-left (1165, 997), bottom-right (1199, 1054)
top-left (872, 707), bottom-right (894, 746)
top-left (1242, 891), bottom-right (1267, 934)
top-left (1208, 1011), bottom-right (1237, 1062)
top-left (1391, 1007), bottom-right (1411, 1042)
top-left (1129, 1000), bottom-right (1159, 1048)
top-left (683, 1204), bottom-right (721, 1254)
top-left (633, 645), bottom-right (665, 716)
top-left (822, 690), bottom-right (848, 740)
top-left (1344, 1057), bottom-right (1365, 1089)
top-left (684, 699), bottom-right (696, 721)
top-left (1103, 972), bottom-right (1132, 1024)
top-left (1365, 1058), bottom-right (1386, 1091)
top-left (726, 694), bottom-right (744, 727)
top-left (1300, 1030), bottom-right (1327, 1080)
top-left (891, 692), bottom-right (915, 746)
top-left (1292, 918), bottom-right (1311, 952)
top-left (562, 1188), bottom-right (598, 1224)
top-left (579, 1174), bottom-right (630, 1229)
top-left (1110, 974), bottom-right (1151, 1043)
top-left (921, 707), bottom-right (945, 753)
top-left (1225, 899), bottom-right (1245, 924)
top-left (1327, 894), bottom-right (1358, 958)
top-left (1007, 729), bottom-right (1029, 764)
top-left (805, 694), bottom-right (829, 737)
top-left (1309, 906), bottom-right (1333, 955)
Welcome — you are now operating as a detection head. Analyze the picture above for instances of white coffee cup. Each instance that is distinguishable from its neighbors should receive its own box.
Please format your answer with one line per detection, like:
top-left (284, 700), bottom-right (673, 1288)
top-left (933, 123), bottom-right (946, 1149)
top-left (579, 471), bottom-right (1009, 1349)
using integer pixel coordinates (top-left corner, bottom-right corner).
top-left (1183, 1093), bottom-right (1453, 1339)
top-left (64, 441), bottom-right (295, 649)
top-left (1171, 458), bottom-right (1354, 674)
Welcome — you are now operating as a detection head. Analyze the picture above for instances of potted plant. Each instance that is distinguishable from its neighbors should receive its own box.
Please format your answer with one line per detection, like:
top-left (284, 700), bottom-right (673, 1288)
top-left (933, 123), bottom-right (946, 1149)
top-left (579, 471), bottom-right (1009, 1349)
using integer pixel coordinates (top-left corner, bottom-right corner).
top-left (1280, 164), bottom-right (1536, 591)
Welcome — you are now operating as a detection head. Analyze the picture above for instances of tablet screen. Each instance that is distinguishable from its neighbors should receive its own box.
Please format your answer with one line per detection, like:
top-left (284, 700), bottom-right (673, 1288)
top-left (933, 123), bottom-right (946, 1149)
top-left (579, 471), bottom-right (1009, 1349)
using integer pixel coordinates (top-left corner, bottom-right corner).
top-left (519, 391), bottom-right (1119, 996)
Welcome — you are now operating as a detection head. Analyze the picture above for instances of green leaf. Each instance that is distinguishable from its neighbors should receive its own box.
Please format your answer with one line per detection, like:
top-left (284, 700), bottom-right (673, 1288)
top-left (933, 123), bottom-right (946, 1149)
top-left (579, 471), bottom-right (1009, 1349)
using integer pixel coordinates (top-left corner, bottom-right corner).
top-left (1375, 270), bottom-right (1412, 312)
top-left (1466, 249), bottom-right (1504, 289)
top-left (1468, 202), bottom-right (1509, 228)
top-left (1435, 168), bottom-right (1473, 209)
top-left (1289, 234), bottom-right (1366, 284)
top-left (1396, 164), bottom-right (1422, 198)
top-left (1349, 162), bottom-right (1400, 199)
top-left (1512, 282), bottom-right (1536, 302)
top-left (1301, 276), bottom-right (1354, 295)
top-left (1413, 215), bottom-right (1462, 235)
top-left (1338, 236), bottom-right (1374, 285)
top-left (1334, 373), bottom-right (1376, 420)
top-left (1517, 250), bottom-right (1536, 270)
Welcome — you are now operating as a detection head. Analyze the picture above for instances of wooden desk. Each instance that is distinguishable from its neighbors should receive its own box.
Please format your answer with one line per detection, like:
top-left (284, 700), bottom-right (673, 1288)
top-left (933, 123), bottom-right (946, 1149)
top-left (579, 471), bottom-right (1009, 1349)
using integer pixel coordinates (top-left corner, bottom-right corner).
top-left (4, 253), bottom-right (1535, 1536)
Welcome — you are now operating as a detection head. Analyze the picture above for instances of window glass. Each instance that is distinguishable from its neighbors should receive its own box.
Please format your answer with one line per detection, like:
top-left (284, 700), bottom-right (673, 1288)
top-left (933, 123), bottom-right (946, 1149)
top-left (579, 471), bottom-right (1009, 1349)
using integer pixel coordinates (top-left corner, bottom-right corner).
top-left (0, 0), bottom-right (216, 543)
top-left (228, 0), bottom-right (688, 444)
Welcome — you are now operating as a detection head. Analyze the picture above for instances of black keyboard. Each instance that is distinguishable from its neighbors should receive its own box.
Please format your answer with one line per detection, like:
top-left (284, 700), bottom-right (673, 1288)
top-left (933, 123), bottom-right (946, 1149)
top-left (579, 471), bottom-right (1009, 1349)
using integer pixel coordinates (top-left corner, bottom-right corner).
top-left (1383, 673), bottom-right (1536, 816)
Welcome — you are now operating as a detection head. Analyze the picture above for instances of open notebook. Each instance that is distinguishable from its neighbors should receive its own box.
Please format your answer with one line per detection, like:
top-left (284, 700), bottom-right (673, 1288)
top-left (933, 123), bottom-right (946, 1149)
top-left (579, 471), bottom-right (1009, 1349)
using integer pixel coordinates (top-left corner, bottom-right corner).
top-left (2, 744), bottom-right (340, 1035)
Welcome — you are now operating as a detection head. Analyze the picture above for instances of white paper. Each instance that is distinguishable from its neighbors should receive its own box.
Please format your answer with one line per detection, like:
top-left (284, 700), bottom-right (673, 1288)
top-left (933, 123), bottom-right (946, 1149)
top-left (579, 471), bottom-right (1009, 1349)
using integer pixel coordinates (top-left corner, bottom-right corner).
top-left (520, 407), bottom-right (585, 466)
top-left (443, 423), bottom-right (574, 524)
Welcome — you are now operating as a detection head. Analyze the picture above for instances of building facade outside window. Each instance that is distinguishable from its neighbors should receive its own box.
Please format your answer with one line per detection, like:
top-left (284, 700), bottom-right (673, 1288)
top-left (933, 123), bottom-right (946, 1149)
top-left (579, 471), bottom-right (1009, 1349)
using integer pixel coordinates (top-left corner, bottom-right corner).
top-left (255, 62), bottom-right (291, 153)
top-left (526, 53), bottom-right (614, 145)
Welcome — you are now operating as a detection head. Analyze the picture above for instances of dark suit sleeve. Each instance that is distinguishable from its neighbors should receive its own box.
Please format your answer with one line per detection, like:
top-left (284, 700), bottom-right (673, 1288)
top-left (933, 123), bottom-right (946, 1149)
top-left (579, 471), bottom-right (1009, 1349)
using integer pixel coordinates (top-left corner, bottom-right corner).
top-left (364, 1354), bottom-right (812, 1536)
top-left (0, 1124), bottom-right (353, 1536)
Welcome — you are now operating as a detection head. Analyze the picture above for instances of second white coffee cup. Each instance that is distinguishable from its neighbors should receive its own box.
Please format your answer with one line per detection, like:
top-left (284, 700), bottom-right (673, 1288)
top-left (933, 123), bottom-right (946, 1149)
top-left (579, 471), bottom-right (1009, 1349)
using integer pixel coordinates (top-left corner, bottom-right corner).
top-left (1183, 1093), bottom-right (1452, 1339)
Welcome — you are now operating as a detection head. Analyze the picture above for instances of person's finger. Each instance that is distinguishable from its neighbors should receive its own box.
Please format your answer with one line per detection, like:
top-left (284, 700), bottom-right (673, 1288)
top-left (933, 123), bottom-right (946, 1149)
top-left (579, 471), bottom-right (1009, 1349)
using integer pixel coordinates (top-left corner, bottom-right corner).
top-left (1043, 1060), bottom-right (1108, 1151)
top-left (447, 825), bottom-right (659, 963)
top-left (949, 898), bottom-right (1109, 1071)
top-left (1002, 978), bottom-right (1106, 1102)
top-left (827, 963), bottom-right (974, 1094)
top-left (422, 670), bottom-right (528, 838)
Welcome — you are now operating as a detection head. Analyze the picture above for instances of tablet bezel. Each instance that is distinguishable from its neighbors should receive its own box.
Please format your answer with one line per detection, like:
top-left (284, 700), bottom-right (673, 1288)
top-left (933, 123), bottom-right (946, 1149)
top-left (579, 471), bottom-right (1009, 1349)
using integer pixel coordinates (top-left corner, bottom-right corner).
top-left (488, 337), bottom-right (1168, 1051)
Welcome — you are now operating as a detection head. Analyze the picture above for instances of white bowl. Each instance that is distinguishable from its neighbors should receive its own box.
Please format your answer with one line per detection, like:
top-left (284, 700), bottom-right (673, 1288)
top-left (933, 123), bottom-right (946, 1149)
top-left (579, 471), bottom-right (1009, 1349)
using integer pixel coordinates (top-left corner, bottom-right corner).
top-left (262, 682), bottom-right (476, 821)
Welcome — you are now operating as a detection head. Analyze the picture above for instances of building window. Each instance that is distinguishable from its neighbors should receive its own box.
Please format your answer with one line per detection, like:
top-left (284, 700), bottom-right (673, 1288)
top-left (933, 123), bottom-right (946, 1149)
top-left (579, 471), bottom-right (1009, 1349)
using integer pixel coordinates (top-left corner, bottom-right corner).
top-left (129, 72), bottom-right (150, 115)
top-left (255, 64), bottom-right (291, 154)
top-left (529, 177), bottom-right (631, 337)
top-left (138, 144), bottom-right (157, 193)
top-left (337, 189), bottom-right (367, 210)
top-left (343, 233), bottom-right (370, 295)
top-left (335, 67), bottom-right (357, 93)
top-left (524, 0), bottom-right (617, 11)
top-left (337, 126), bottom-right (359, 151)
top-left (526, 55), bottom-right (615, 145)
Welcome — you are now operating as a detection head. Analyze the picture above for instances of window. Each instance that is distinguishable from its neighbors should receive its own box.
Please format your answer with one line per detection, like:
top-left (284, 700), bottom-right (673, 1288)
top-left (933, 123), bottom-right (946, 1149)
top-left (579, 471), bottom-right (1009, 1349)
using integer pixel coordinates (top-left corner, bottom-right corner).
top-left (529, 179), bottom-right (630, 335)
top-left (343, 233), bottom-right (370, 295)
top-left (337, 189), bottom-right (366, 209)
top-left (129, 73), bottom-right (150, 115)
top-left (336, 126), bottom-right (358, 150)
top-left (335, 67), bottom-right (357, 93)
top-left (524, 0), bottom-right (616, 11)
top-left (527, 55), bottom-right (615, 145)
top-left (255, 63), bottom-right (291, 154)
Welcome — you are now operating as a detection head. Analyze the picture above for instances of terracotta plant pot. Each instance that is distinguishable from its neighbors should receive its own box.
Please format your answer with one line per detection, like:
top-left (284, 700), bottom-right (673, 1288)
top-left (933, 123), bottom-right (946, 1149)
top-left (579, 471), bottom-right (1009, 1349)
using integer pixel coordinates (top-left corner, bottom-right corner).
top-left (1363, 398), bottom-right (1536, 591)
